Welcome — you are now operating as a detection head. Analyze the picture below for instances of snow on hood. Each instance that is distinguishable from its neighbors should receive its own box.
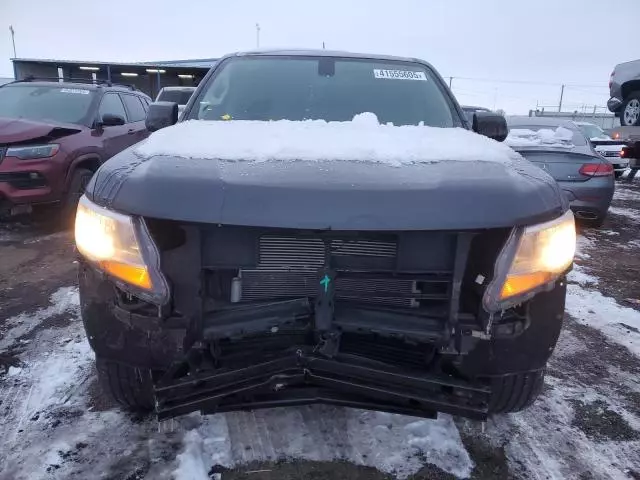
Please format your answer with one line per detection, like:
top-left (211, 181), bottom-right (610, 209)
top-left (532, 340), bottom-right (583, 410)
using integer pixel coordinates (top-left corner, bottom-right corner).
top-left (135, 113), bottom-right (521, 167)
top-left (505, 127), bottom-right (575, 149)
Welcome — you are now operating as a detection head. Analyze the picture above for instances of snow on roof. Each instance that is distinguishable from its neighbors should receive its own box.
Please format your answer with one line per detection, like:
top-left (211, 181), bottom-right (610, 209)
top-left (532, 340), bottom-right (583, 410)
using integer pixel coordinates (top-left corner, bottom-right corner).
top-left (135, 113), bottom-right (521, 166)
top-left (505, 126), bottom-right (575, 149)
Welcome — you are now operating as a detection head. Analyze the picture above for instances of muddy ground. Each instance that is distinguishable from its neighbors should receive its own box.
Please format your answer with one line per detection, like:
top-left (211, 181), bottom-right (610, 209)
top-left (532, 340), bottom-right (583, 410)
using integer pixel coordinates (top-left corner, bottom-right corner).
top-left (0, 181), bottom-right (639, 480)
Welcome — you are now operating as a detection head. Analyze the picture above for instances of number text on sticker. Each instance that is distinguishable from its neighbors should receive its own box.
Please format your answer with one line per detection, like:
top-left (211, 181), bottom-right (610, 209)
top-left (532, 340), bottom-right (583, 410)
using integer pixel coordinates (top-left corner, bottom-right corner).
top-left (373, 69), bottom-right (427, 81)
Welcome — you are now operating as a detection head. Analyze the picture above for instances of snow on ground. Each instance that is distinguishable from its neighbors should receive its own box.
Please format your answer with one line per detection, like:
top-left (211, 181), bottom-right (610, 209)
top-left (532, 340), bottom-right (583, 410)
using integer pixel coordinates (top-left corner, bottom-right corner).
top-left (566, 283), bottom-right (640, 357)
top-left (482, 373), bottom-right (640, 480)
top-left (614, 186), bottom-right (640, 201)
top-left (0, 286), bottom-right (473, 480)
top-left (173, 408), bottom-right (473, 480)
top-left (567, 264), bottom-right (599, 286)
top-left (576, 233), bottom-right (596, 259)
top-left (608, 206), bottom-right (639, 222)
top-left (0, 286), bottom-right (78, 352)
top-left (135, 114), bottom-right (521, 166)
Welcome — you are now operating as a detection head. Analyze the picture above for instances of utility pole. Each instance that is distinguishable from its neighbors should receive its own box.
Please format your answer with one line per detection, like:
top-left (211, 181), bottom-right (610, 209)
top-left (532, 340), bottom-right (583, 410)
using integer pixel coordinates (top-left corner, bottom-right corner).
top-left (9, 25), bottom-right (16, 58)
top-left (256, 23), bottom-right (260, 48)
top-left (448, 76), bottom-right (453, 88)
top-left (558, 84), bottom-right (565, 112)
top-left (322, 42), bottom-right (325, 49)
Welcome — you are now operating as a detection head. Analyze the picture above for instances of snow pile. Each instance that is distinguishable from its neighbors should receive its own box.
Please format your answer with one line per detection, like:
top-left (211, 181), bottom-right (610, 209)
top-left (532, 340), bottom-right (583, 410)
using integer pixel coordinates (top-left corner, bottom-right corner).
top-left (135, 113), bottom-right (521, 167)
top-left (172, 407), bottom-right (473, 479)
top-left (505, 127), bottom-right (575, 149)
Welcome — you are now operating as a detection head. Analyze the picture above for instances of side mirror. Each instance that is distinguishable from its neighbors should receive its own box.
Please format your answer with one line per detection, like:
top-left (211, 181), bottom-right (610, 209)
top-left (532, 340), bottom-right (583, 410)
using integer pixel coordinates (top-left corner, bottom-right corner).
top-left (473, 112), bottom-right (508, 142)
top-left (100, 113), bottom-right (125, 127)
top-left (146, 101), bottom-right (179, 132)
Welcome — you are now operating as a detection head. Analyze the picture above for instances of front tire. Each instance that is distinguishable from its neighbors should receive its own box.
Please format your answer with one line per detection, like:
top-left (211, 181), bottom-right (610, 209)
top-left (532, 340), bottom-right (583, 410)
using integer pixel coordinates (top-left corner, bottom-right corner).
top-left (96, 358), bottom-right (154, 411)
top-left (620, 92), bottom-right (640, 126)
top-left (61, 168), bottom-right (93, 221)
top-left (488, 370), bottom-right (545, 413)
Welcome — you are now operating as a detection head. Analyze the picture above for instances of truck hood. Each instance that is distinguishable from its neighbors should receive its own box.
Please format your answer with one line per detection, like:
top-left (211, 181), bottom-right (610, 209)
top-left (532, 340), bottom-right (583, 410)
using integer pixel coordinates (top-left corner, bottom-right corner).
top-left (88, 155), bottom-right (565, 230)
top-left (0, 117), bottom-right (83, 144)
top-left (87, 119), bottom-right (566, 230)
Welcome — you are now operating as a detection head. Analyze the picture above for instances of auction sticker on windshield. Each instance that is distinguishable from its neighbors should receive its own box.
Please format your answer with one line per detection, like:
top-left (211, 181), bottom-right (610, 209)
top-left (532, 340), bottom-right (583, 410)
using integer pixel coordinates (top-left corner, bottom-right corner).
top-left (373, 69), bottom-right (427, 81)
top-left (60, 88), bottom-right (90, 95)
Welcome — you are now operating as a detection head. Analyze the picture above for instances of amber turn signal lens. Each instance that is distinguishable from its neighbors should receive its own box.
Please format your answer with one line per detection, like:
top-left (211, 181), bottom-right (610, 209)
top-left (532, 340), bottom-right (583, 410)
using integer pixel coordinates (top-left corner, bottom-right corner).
top-left (500, 272), bottom-right (554, 300)
top-left (101, 261), bottom-right (152, 290)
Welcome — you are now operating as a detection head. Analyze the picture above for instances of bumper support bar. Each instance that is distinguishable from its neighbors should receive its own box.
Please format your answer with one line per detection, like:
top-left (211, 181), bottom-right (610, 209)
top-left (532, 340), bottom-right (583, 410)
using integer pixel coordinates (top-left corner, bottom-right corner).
top-left (153, 349), bottom-right (490, 420)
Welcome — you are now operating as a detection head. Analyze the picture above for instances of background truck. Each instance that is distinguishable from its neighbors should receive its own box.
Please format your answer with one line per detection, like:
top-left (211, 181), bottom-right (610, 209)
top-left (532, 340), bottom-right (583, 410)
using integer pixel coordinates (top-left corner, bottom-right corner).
top-left (608, 60), bottom-right (640, 126)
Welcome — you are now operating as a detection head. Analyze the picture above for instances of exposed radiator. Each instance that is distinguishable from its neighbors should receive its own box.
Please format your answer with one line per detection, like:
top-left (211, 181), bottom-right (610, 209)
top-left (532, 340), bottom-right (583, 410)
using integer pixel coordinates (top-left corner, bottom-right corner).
top-left (257, 235), bottom-right (397, 270)
top-left (237, 235), bottom-right (449, 309)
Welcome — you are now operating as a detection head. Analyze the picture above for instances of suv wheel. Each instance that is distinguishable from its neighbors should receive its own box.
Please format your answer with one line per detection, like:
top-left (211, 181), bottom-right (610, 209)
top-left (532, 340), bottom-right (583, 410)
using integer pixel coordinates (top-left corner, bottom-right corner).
top-left (621, 93), bottom-right (640, 126)
top-left (96, 357), bottom-right (154, 411)
top-left (487, 370), bottom-right (545, 413)
top-left (62, 168), bottom-right (93, 220)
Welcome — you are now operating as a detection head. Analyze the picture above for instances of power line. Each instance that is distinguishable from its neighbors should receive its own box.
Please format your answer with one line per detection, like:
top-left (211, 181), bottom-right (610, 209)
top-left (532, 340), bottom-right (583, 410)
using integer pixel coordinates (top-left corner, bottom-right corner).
top-left (446, 75), bottom-right (604, 89)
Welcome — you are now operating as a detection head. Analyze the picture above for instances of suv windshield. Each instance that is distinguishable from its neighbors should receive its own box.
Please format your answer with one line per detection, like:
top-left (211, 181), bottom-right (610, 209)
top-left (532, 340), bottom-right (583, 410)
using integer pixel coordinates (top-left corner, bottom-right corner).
top-left (0, 84), bottom-right (95, 125)
top-left (190, 57), bottom-right (458, 127)
top-left (157, 89), bottom-right (194, 104)
top-left (578, 123), bottom-right (609, 140)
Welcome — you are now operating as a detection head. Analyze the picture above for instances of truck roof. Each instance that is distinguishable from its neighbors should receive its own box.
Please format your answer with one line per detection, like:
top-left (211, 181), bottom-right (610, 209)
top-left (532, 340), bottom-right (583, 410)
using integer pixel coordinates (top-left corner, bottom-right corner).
top-left (234, 49), bottom-right (425, 65)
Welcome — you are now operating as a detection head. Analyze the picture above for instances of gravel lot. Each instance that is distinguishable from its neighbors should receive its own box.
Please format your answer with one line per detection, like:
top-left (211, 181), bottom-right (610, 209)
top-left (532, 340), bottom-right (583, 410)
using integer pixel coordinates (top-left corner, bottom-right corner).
top-left (1, 182), bottom-right (639, 480)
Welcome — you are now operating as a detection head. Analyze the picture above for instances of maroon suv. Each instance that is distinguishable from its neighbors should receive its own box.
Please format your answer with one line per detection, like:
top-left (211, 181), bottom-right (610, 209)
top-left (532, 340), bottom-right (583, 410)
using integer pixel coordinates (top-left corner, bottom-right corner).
top-left (0, 80), bottom-right (151, 217)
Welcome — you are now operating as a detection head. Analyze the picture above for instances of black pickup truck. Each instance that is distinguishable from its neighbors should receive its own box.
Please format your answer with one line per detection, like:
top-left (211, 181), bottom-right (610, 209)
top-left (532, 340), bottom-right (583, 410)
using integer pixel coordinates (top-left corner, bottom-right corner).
top-left (75, 50), bottom-right (575, 421)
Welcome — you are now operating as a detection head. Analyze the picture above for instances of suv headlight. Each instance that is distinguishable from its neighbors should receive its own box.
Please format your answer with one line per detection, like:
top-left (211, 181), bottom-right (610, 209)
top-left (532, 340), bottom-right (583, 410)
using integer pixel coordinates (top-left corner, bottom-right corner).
top-left (7, 144), bottom-right (60, 159)
top-left (75, 196), bottom-right (169, 304)
top-left (484, 210), bottom-right (575, 312)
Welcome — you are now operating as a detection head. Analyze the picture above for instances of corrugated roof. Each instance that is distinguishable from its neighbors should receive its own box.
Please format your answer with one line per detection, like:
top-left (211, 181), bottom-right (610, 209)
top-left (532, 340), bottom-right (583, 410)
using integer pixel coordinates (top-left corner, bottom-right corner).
top-left (11, 58), bottom-right (217, 69)
top-left (136, 58), bottom-right (218, 68)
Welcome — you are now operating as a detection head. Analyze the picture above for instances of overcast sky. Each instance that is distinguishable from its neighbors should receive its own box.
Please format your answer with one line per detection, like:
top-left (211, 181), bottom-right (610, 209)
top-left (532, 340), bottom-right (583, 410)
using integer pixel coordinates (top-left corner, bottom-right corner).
top-left (2, 0), bottom-right (639, 113)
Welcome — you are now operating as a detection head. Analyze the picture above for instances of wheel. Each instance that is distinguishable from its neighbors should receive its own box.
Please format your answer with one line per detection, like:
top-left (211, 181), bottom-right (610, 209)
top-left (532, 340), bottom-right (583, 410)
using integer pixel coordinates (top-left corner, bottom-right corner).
top-left (488, 370), bottom-right (545, 413)
top-left (96, 357), bottom-right (154, 411)
top-left (61, 168), bottom-right (94, 220)
top-left (620, 92), bottom-right (640, 126)
top-left (615, 171), bottom-right (623, 179)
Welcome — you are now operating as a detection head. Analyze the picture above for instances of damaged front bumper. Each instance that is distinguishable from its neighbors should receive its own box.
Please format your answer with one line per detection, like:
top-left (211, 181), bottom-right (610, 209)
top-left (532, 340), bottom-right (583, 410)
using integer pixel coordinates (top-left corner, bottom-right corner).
top-left (78, 219), bottom-right (567, 421)
top-left (154, 346), bottom-right (491, 421)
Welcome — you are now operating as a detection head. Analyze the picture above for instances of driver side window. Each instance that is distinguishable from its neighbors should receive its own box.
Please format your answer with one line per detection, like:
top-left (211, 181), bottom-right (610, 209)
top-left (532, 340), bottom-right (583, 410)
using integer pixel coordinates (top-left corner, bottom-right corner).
top-left (98, 93), bottom-right (127, 122)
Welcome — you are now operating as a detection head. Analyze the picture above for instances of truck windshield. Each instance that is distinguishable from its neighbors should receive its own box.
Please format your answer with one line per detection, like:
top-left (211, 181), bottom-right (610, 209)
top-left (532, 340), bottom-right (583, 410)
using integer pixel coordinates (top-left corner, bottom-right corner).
top-left (0, 84), bottom-right (95, 125)
top-left (156, 89), bottom-right (195, 105)
top-left (190, 57), bottom-right (458, 127)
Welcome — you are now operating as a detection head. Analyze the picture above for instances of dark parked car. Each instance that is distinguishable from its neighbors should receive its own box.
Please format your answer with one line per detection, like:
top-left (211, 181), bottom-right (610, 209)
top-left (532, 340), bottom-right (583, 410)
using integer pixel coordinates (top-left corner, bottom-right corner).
top-left (76, 50), bottom-right (575, 422)
top-left (0, 79), bottom-right (151, 217)
top-left (506, 117), bottom-right (614, 227)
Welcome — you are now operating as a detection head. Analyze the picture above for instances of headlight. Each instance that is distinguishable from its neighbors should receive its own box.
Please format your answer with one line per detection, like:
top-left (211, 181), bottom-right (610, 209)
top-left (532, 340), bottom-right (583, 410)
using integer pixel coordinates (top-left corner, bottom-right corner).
top-left (7, 144), bottom-right (60, 159)
top-left (484, 210), bottom-right (575, 312)
top-left (75, 196), bottom-right (169, 304)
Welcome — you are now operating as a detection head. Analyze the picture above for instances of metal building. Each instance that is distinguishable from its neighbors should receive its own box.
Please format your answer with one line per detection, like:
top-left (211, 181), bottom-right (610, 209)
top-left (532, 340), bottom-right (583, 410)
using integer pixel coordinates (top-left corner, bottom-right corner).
top-left (10, 58), bottom-right (218, 98)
